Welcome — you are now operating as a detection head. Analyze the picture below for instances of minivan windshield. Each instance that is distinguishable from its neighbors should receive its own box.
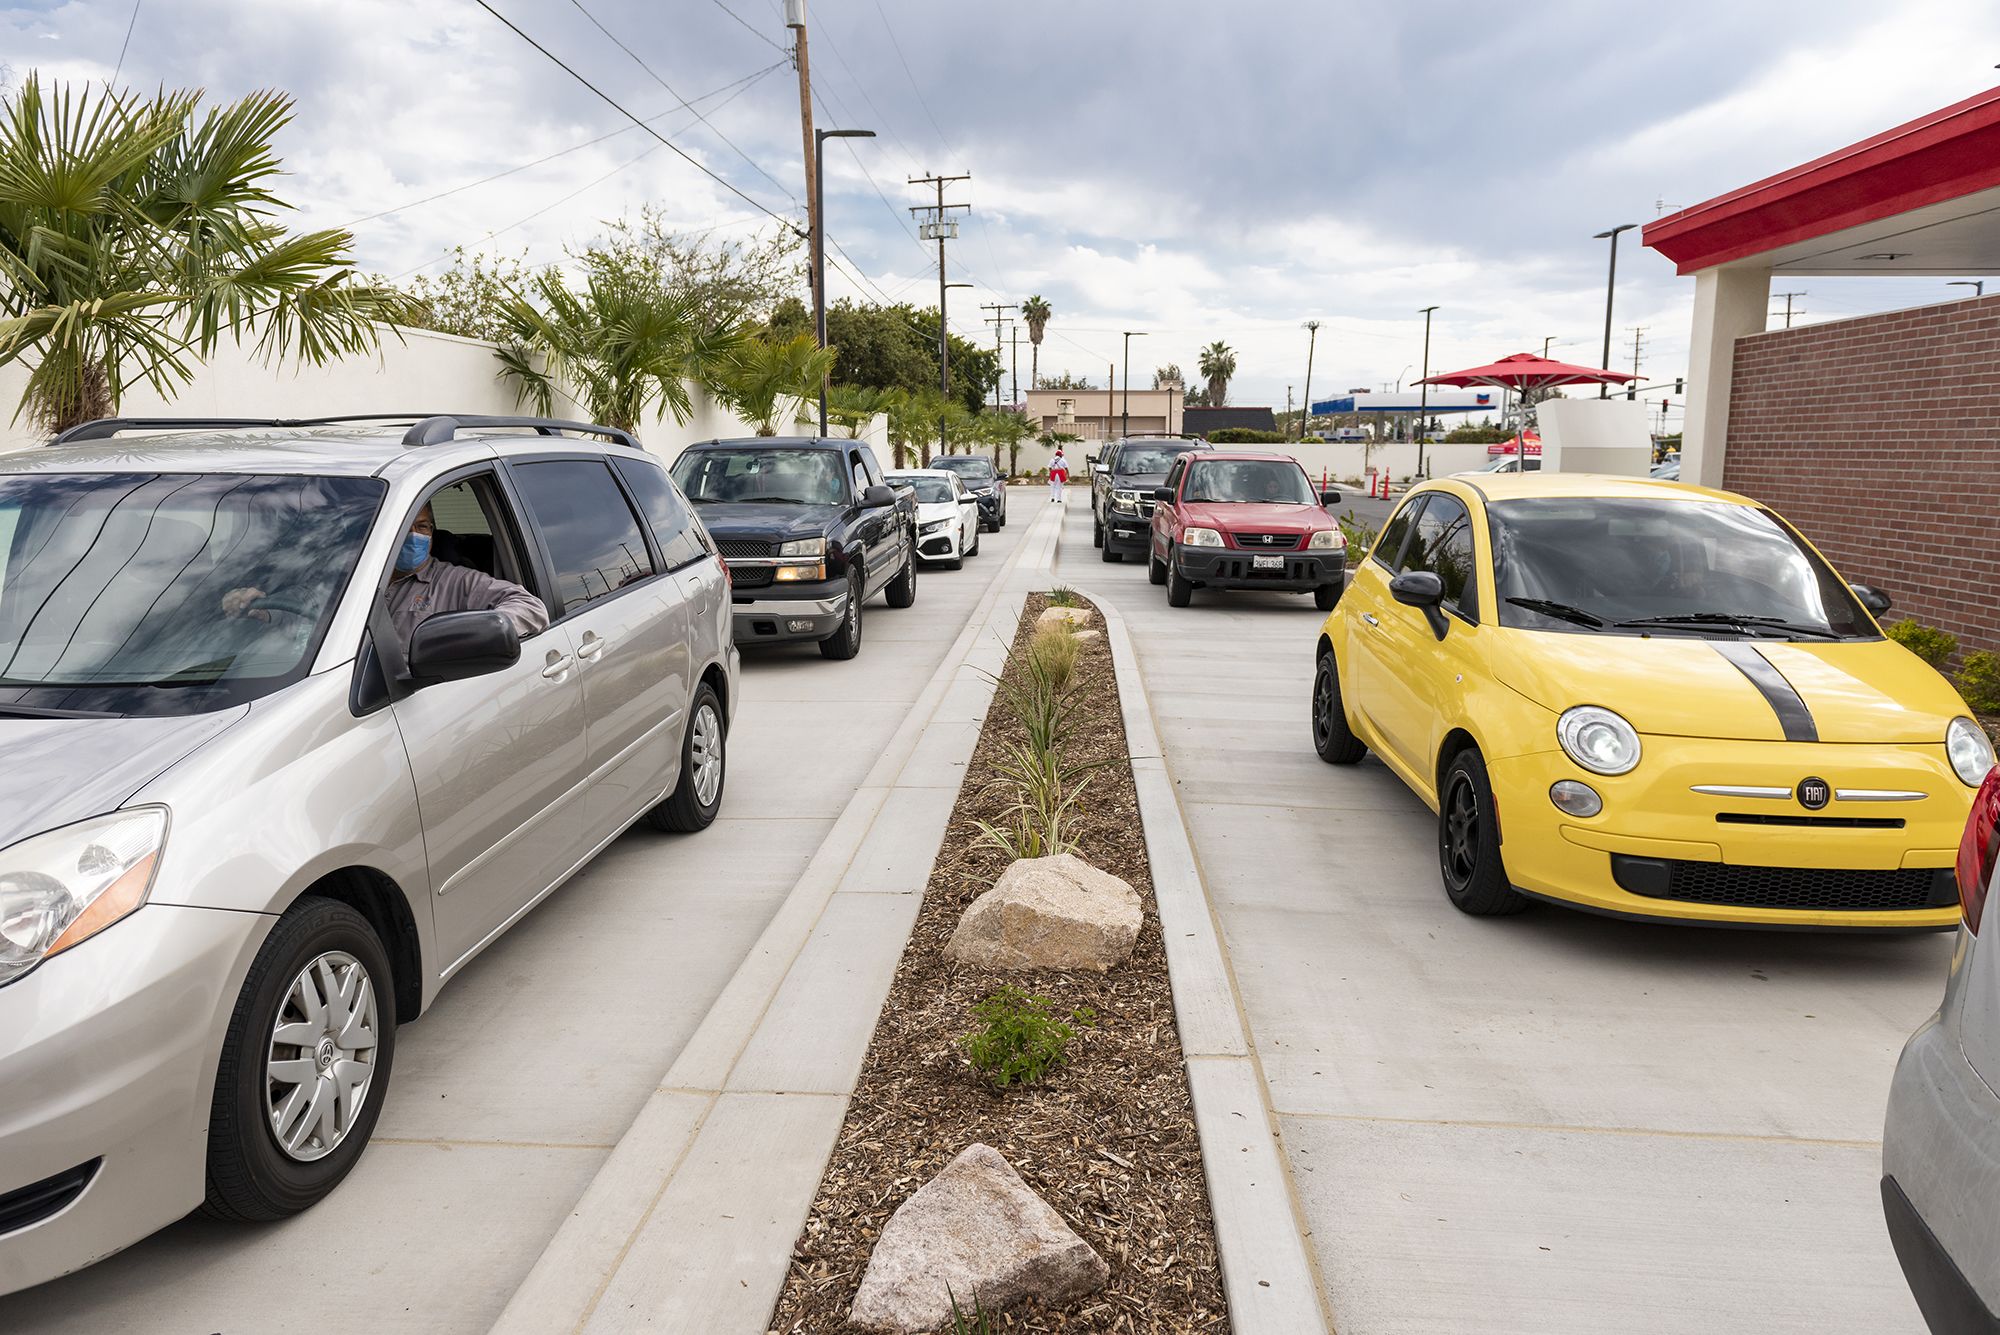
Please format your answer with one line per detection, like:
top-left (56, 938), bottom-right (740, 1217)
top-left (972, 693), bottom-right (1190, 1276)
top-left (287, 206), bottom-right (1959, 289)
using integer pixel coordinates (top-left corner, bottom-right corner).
top-left (0, 472), bottom-right (384, 714)
top-left (1487, 496), bottom-right (1876, 639)
top-left (1184, 460), bottom-right (1314, 504)
top-left (671, 448), bottom-right (846, 506)
top-left (1115, 445), bottom-right (1196, 476)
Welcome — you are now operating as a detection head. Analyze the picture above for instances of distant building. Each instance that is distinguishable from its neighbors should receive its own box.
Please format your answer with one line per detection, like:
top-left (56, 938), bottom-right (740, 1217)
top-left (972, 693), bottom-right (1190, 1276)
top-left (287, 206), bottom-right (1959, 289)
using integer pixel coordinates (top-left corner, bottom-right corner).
top-left (1022, 386), bottom-right (1183, 441)
top-left (1183, 405), bottom-right (1277, 435)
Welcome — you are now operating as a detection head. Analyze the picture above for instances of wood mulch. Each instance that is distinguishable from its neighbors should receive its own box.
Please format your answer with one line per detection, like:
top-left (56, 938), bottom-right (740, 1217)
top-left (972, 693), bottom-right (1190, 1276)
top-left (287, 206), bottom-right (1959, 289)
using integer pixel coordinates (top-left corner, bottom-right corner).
top-left (768, 592), bottom-right (1228, 1334)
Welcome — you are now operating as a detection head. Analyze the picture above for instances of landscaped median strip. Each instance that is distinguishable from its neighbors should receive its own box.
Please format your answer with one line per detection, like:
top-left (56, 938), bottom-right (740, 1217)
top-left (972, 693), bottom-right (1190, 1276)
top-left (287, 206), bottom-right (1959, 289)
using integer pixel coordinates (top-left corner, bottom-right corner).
top-left (1068, 577), bottom-right (1337, 1335)
top-left (489, 503), bottom-right (1062, 1335)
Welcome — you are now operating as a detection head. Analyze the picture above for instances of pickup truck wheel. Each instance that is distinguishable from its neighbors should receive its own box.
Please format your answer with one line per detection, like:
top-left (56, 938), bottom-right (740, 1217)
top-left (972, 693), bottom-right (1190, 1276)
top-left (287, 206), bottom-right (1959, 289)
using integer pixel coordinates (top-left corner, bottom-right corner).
top-left (1311, 649), bottom-right (1366, 765)
top-left (1148, 550), bottom-right (1167, 585)
top-left (1165, 548), bottom-right (1194, 607)
top-left (646, 682), bottom-right (725, 831)
top-left (1314, 584), bottom-right (1341, 611)
top-left (1091, 514), bottom-right (1103, 547)
top-left (885, 537), bottom-right (917, 608)
top-left (819, 574), bottom-right (864, 659)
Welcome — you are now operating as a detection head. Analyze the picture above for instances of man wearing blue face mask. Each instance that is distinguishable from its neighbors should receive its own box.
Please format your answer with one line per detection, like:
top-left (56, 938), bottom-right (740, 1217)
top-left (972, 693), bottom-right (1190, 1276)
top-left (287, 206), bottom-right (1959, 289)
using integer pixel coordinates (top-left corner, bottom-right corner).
top-left (224, 501), bottom-right (548, 643)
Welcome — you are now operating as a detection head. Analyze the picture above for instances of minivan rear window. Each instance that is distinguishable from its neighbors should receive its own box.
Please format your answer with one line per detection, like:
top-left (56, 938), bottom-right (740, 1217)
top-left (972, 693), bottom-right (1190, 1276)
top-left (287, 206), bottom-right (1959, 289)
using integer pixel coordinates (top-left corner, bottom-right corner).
top-left (0, 472), bottom-right (384, 715)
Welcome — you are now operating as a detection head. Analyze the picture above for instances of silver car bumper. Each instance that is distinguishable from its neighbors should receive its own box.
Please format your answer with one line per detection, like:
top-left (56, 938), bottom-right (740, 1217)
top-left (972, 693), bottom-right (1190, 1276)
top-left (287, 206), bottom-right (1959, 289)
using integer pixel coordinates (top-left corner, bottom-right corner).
top-left (0, 903), bottom-right (267, 1296)
top-left (1884, 971), bottom-right (2000, 1329)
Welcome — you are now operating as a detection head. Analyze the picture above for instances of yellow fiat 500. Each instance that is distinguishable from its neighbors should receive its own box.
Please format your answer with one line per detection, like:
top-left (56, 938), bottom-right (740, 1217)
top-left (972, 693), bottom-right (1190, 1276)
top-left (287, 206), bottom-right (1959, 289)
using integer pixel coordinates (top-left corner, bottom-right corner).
top-left (1311, 473), bottom-right (1994, 928)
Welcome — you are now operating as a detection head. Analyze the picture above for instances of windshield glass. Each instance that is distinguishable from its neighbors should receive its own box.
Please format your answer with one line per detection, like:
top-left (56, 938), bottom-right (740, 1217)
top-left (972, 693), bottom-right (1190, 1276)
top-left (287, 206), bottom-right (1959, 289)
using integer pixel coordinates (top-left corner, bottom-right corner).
top-left (897, 476), bottom-right (958, 504)
top-left (1115, 445), bottom-right (1194, 476)
top-left (670, 448), bottom-right (846, 505)
top-left (1488, 497), bottom-right (1877, 638)
top-left (0, 472), bottom-right (383, 714)
top-left (930, 456), bottom-right (993, 479)
top-left (1184, 460), bottom-right (1314, 504)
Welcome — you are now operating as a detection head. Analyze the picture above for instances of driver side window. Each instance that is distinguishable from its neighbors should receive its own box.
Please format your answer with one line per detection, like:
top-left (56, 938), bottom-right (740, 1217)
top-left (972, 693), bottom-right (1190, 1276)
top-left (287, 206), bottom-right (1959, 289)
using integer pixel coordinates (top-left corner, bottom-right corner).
top-left (1162, 458), bottom-right (1187, 498)
top-left (422, 475), bottom-right (538, 598)
top-left (850, 453), bottom-right (870, 498)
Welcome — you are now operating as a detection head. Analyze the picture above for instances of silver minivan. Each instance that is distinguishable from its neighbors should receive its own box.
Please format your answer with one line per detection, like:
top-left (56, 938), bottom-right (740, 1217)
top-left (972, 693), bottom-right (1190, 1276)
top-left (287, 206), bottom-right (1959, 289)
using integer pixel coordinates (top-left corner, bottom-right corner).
top-left (0, 415), bottom-right (738, 1294)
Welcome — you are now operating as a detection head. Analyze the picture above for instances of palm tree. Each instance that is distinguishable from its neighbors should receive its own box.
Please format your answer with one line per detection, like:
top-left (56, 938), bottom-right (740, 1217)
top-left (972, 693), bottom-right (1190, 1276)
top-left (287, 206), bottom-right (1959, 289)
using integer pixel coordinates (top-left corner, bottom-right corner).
top-left (498, 263), bottom-right (745, 433)
top-left (1020, 295), bottom-right (1052, 389)
top-left (828, 383), bottom-right (905, 442)
top-left (1198, 341), bottom-right (1237, 407)
top-left (0, 75), bottom-right (417, 436)
top-left (712, 333), bottom-right (837, 436)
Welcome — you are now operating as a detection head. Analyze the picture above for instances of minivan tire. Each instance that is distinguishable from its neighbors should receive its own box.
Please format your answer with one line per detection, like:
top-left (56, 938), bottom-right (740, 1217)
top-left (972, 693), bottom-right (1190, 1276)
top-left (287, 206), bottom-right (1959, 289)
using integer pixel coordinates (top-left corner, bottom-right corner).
top-left (820, 573), bottom-right (864, 659)
top-left (203, 897), bottom-right (397, 1223)
top-left (647, 681), bottom-right (726, 831)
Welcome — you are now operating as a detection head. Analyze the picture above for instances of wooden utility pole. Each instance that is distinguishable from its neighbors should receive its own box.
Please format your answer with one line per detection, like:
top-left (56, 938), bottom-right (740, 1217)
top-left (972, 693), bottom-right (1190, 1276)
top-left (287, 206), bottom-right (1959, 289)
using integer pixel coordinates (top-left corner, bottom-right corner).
top-left (981, 302), bottom-right (1015, 411)
top-left (787, 3), bottom-right (816, 312)
top-left (909, 173), bottom-right (970, 455)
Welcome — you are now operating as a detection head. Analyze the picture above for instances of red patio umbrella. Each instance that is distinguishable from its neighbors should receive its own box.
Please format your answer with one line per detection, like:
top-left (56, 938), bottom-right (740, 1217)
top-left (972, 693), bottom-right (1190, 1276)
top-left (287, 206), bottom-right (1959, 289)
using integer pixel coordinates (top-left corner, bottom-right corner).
top-left (1417, 351), bottom-right (1635, 393)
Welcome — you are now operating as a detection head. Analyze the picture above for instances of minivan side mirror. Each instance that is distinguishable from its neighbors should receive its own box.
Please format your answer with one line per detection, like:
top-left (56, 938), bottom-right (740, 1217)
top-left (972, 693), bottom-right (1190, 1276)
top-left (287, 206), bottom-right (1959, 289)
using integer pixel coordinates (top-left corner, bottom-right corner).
top-left (1320, 489), bottom-right (1342, 507)
top-left (860, 483), bottom-right (897, 508)
top-left (1850, 582), bottom-right (1892, 616)
top-left (1152, 486), bottom-right (1175, 504)
top-left (408, 610), bottom-right (521, 685)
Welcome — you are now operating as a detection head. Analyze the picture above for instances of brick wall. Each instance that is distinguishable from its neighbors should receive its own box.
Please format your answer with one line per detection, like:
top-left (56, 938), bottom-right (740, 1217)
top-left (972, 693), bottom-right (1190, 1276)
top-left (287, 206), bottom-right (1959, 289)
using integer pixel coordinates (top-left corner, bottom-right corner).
top-left (1724, 293), bottom-right (2000, 653)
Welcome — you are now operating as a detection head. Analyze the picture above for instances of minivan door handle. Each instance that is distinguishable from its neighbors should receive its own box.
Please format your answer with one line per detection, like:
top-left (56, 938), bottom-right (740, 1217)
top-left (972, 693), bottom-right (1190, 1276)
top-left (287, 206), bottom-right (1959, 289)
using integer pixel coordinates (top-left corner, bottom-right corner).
top-left (541, 652), bottom-right (574, 679)
top-left (575, 634), bottom-right (607, 661)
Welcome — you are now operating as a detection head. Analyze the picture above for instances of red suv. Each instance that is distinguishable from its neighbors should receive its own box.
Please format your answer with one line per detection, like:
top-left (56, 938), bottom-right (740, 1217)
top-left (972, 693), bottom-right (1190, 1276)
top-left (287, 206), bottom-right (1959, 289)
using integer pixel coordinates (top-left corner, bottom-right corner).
top-left (1147, 451), bottom-right (1346, 609)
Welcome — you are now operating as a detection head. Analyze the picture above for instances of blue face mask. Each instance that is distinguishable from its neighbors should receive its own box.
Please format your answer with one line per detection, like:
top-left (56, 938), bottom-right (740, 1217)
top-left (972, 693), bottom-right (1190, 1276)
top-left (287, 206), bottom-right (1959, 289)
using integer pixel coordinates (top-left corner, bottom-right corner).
top-left (396, 531), bottom-right (432, 573)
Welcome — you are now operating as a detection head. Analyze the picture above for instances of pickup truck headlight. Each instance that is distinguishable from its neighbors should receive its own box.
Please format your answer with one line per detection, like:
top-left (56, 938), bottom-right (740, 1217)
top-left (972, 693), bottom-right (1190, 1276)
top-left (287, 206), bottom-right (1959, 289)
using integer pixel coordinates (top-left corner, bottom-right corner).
top-left (0, 807), bottom-right (168, 985)
top-left (1111, 489), bottom-right (1143, 515)
top-left (776, 537), bottom-right (826, 558)
top-left (1557, 706), bottom-right (1641, 776)
top-left (1306, 529), bottom-right (1346, 550)
top-left (1182, 527), bottom-right (1223, 548)
top-left (1948, 716), bottom-right (1998, 787)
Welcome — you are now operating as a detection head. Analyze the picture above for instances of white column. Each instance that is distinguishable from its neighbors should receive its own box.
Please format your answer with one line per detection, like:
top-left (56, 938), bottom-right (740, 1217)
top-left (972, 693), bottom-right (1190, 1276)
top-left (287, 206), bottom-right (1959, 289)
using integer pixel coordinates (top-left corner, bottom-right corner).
top-left (1681, 264), bottom-right (1770, 489)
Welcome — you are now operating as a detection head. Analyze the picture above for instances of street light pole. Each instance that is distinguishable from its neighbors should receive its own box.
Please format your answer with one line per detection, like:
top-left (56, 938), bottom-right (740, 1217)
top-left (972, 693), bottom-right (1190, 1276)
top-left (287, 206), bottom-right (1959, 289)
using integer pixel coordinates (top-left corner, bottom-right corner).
top-left (1300, 319), bottom-right (1320, 441)
top-left (1949, 280), bottom-right (1985, 298)
top-left (1121, 331), bottom-right (1146, 438)
top-left (1593, 223), bottom-right (1637, 397)
top-left (1542, 335), bottom-right (1558, 358)
top-left (813, 127), bottom-right (874, 435)
top-left (1416, 306), bottom-right (1438, 478)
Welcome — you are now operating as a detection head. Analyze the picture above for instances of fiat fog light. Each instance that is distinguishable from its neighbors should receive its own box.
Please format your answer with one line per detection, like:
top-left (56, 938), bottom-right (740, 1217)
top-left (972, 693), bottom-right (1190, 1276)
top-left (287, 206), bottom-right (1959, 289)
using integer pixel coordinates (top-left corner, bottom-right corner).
top-left (1549, 780), bottom-right (1603, 818)
top-left (1948, 716), bottom-right (1998, 787)
top-left (1557, 706), bottom-right (1641, 776)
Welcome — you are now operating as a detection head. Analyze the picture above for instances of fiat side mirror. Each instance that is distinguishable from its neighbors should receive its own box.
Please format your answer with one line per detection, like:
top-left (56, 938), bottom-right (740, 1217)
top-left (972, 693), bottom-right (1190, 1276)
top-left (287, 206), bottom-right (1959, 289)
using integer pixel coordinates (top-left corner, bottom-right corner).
top-left (1850, 582), bottom-right (1892, 616)
top-left (1389, 570), bottom-right (1449, 640)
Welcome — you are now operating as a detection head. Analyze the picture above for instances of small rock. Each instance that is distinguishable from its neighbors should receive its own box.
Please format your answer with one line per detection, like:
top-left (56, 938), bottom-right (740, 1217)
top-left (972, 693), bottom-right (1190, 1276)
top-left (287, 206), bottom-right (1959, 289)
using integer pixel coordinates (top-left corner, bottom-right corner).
top-left (849, 1143), bottom-right (1108, 1332)
top-left (945, 853), bottom-right (1141, 971)
top-left (1070, 629), bottom-right (1103, 642)
top-left (1036, 605), bottom-right (1091, 627)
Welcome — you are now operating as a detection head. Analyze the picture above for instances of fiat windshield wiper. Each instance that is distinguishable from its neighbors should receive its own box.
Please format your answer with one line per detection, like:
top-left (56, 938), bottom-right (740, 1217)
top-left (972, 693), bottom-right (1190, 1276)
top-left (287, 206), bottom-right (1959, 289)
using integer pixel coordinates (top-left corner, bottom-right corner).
top-left (1505, 597), bottom-right (1604, 629)
top-left (1615, 613), bottom-right (1840, 639)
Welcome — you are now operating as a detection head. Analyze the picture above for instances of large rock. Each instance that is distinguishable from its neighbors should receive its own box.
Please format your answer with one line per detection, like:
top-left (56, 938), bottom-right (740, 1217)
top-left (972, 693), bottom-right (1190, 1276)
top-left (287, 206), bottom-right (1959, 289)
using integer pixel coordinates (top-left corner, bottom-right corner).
top-left (945, 853), bottom-right (1141, 972)
top-left (1036, 604), bottom-right (1092, 628)
top-left (849, 1143), bottom-right (1108, 1332)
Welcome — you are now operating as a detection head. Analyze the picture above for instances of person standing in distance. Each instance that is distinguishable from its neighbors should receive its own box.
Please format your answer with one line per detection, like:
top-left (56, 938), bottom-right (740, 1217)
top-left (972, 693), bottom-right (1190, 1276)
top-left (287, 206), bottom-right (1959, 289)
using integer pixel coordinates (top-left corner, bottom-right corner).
top-left (1048, 448), bottom-right (1069, 504)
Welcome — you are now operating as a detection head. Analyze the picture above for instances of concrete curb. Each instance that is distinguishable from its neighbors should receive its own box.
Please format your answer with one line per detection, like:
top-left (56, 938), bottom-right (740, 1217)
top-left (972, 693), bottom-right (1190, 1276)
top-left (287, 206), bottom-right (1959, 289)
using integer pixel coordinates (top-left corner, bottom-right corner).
top-left (1068, 576), bottom-right (1336, 1335)
top-left (490, 503), bottom-right (1062, 1335)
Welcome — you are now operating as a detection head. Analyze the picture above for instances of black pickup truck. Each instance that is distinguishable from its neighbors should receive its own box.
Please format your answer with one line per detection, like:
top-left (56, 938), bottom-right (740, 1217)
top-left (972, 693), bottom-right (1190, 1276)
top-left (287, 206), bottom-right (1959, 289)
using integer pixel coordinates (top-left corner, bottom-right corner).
top-left (670, 436), bottom-right (918, 659)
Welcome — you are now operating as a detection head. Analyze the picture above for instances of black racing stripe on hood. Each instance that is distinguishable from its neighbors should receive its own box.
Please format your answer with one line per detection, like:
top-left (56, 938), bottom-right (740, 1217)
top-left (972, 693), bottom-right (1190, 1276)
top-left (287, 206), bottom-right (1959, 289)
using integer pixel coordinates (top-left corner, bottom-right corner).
top-left (1712, 641), bottom-right (1818, 742)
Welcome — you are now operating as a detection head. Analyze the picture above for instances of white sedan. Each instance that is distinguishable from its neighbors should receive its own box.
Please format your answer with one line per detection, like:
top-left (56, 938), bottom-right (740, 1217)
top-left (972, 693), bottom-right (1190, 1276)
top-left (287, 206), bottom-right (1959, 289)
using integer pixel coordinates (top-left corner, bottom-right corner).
top-left (887, 468), bottom-right (981, 569)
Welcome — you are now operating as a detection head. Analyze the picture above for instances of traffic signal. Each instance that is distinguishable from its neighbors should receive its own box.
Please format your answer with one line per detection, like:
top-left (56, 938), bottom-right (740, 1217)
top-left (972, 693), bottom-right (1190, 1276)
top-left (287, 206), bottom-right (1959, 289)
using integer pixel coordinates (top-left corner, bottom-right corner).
top-left (1674, 377), bottom-right (1684, 395)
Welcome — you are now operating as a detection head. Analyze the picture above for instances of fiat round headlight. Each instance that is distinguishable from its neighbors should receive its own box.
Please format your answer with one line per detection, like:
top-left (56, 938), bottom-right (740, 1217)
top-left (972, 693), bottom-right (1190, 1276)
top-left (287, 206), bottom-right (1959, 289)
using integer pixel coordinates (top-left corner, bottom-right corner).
top-left (1948, 716), bottom-right (1998, 787)
top-left (1557, 706), bottom-right (1641, 776)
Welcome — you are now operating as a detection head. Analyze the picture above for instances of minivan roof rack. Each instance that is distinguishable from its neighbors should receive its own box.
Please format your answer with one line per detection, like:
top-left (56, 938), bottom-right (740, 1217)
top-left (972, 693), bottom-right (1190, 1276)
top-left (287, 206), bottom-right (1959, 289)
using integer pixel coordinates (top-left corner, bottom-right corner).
top-left (50, 414), bottom-right (643, 451)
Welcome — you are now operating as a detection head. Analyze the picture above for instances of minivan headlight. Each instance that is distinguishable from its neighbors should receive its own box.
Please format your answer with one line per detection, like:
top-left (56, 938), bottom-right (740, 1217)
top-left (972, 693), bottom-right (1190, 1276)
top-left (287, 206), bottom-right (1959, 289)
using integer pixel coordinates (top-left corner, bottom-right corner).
top-left (1557, 706), bottom-right (1641, 776)
top-left (0, 808), bottom-right (168, 985)
top-left (1948, 716), bottom-right (1998, 787)
top-left (777, 537), bottom-right (826, 558)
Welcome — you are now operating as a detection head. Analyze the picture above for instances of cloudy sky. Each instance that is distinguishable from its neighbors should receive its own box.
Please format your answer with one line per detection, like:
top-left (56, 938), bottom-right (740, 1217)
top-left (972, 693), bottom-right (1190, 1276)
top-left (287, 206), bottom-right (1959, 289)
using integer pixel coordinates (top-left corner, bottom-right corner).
top-left (7, 0), bottom-right (2000, 421)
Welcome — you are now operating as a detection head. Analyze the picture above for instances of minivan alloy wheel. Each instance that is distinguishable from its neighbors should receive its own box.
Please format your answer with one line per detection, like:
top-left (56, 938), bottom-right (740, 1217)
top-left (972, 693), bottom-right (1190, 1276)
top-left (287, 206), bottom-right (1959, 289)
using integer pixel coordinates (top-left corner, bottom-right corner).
top-left (690, 701), bottom-right (723, 808)
top-left (266, 951), bottom-right (380, 1163)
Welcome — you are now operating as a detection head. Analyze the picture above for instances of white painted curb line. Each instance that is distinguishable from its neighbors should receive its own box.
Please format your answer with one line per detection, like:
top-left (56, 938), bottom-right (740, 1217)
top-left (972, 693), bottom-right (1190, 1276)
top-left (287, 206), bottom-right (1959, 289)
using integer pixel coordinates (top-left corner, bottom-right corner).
top-left (491, 502), bottom-right (1062, 1335)
top-left (1070, 578), bottom-right (1336, 1335)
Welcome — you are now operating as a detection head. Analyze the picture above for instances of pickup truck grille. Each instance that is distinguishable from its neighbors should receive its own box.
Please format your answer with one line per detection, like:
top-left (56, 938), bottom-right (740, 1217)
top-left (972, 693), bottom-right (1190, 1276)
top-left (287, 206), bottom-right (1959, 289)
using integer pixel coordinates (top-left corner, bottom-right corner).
top-left (716, 538), bottom-right (775, 559)
top-left (728, 565), bottom-right (774, 588)
top-left (1231, 532), bottom-right (1302, 550)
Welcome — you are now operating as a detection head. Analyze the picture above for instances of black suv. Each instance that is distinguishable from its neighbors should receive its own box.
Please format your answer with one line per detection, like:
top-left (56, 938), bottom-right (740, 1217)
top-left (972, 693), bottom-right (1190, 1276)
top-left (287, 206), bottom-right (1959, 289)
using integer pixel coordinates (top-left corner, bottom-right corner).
top-left (927, 453), bottom-right (1007, 530)
top-left (1091, 437), bottom-right (1210, 562)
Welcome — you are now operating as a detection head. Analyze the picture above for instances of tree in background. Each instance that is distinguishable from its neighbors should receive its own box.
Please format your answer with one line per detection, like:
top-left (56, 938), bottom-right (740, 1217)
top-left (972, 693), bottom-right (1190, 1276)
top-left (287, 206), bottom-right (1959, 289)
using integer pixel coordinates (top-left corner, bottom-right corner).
top-left (0, 76), bottom-right (417, 436)
top-left (398, 247), bottom-right (528, 342)
top-left (976, 407), bottom-right (1034, 476)
top-left (1152, 363), bottom-right (1185, 390)
top-left (767, 298), bottom-right (1000, 414)
top-left (1037, 370), bottom-right (1094, 390)
top-left (714, 333), bottom-right (836, 436)
top-left (1020, 294), bottom-right (1052, 390)
top-left (1198, 341), bottom-right (1237, 407)
top-left (828, 383), bottom-right (904, 441)
top-left (590, 206), bottom-right (803, 327)
top-left (496, 257), bottom-right (745, 433)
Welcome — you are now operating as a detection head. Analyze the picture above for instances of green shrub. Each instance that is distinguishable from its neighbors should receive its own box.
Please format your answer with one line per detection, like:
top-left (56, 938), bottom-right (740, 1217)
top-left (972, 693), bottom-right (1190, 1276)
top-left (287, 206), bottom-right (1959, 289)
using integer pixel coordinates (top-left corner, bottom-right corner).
top-left (947, 1289), bottom-right (994, 1335)
top-left (1337, 507), bottom-right (1378, 558)
top-left (1026, 622), bottom-right (1081, 690)
top-left (1046, 585), bottom-right (1081, 608)
top-left (961, 986), bottom-right (1095, 1089)
top-left (1207, 427), bottom-right (1287, 444)
top-left (1957, 651), bottom-right (2000, 715)
top-left (1887, 619), bottom-right (1958, 668)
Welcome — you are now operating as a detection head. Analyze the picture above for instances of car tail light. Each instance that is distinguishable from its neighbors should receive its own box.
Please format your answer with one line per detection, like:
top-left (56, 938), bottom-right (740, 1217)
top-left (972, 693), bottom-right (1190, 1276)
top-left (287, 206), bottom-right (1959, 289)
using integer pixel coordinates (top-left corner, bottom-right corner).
top-left (1958, 767), bottom-right (2000, 933)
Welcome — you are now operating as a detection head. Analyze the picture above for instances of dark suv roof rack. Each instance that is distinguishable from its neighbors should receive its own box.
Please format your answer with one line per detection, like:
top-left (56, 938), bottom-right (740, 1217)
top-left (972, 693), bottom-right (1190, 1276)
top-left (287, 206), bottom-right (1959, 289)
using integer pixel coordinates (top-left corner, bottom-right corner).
top-left (50, 414), bottom-right (643, 451)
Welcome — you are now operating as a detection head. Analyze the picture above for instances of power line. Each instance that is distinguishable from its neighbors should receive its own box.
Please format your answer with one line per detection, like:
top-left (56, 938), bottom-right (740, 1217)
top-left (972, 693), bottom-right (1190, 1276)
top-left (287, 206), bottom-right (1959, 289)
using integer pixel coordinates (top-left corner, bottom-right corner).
top-left (871, 0), bottom-right (954, 160)
top-left (709, 0), bottom-right (786, 53)
top-left (565, 0), bottom-right (799, 206)
top-left (110, 0), bottom-right (142, 85)
top-left (473, 0), bottom-right (802, 235)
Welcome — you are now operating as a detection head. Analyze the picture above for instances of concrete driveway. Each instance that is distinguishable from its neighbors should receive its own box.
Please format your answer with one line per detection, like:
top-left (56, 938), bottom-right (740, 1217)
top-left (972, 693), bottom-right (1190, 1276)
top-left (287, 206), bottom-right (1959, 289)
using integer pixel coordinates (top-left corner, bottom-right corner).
top-left (9, 511), bottom-right (1032, 1334)
top-left (1060, 499), bottom-right (1943, 1334)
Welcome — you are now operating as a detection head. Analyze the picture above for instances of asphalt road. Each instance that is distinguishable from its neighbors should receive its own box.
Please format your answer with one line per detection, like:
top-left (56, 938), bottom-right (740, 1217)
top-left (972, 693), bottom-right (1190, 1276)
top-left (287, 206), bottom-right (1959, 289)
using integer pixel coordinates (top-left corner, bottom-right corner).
top-left (1057, 496), bottom-right (1941, 1334)
top-left (9, 503), bottom-right (1036, 1334)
